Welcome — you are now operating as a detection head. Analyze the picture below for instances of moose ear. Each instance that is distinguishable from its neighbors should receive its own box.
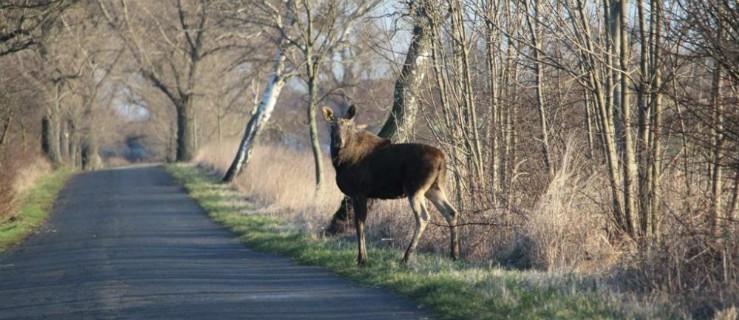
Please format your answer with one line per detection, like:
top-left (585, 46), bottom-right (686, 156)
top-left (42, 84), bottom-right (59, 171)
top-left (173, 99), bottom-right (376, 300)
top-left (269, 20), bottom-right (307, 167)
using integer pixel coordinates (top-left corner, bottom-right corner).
top-left (322, 107), bottom-right (335, 121)
top-left (346, 105), bottom-right (357, 120)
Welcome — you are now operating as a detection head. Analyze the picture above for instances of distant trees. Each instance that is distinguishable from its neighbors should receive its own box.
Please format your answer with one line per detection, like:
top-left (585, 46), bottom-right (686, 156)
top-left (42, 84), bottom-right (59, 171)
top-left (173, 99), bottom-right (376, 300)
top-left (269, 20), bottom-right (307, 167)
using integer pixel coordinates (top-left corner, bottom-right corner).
top-left (9, 2), bottom-right (122, 169)
top-left (1, 0), bottom-right (76, 167)
top-left (96, 0), bottom-right (238, 161)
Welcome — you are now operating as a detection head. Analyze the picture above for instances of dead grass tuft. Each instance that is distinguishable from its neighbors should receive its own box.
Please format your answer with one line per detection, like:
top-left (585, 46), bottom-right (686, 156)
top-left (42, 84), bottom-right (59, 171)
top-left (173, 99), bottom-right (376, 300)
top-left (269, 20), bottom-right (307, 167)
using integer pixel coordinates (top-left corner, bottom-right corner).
top-left (506, 139), bottom-right (618, 273)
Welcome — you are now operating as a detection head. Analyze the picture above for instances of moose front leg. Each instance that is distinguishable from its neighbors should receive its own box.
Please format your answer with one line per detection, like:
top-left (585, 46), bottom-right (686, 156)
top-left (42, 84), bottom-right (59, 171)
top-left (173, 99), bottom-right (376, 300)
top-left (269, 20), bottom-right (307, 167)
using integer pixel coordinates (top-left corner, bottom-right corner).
top-left (352, 196), bottom-right (368, 266)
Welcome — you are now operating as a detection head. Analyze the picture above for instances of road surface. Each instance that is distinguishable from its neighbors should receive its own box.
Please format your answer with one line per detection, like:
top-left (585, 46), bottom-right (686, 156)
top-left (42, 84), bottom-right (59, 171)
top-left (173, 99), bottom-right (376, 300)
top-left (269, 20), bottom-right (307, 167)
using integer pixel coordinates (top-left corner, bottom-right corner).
top-left (0, 165), bottom-right (430, 319)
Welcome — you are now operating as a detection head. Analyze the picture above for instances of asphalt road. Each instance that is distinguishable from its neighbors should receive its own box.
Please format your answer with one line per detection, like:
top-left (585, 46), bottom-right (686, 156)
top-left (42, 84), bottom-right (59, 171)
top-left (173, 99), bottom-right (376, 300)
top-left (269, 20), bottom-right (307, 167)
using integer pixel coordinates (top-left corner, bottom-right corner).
top-left (0, 165), bottom-right (430, 319)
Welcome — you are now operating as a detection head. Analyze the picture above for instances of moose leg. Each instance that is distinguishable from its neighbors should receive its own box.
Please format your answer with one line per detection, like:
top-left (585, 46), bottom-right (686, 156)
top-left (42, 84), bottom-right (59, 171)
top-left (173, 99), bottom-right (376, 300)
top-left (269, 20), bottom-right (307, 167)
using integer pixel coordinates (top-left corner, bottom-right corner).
top-left (426, 189), bottom-right (460, 261)
top-left (403, 193), bottom-right (430, 264)
top-left (351, 196), bottom-right (368, 266)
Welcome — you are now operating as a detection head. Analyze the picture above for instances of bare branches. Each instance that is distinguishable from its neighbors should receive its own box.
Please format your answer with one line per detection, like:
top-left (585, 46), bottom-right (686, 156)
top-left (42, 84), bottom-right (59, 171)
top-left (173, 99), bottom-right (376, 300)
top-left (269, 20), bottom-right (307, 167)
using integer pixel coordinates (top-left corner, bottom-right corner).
top-left (0, 0), bottom-right (76, 56)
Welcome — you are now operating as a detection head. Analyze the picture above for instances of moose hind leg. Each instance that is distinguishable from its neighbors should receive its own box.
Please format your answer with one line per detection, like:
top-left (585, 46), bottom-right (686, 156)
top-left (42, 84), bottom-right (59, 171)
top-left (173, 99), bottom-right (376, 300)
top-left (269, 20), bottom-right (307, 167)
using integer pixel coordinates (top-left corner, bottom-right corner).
top-left (403, 193), bottom-right (430, 264)
top-left (352, 196), bottom-right (368, 266)
top-left (426, 188), bottom-right (460, 261)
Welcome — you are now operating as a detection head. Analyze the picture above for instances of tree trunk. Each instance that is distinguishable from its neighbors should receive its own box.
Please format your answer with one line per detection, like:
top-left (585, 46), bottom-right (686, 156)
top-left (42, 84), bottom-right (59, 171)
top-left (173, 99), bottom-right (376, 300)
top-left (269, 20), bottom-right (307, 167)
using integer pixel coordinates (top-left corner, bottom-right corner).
top-left (176, 95), bottom-right (197, 161)
top-left (222, 51), bottom-right (288, 182)
top-left (636, 0), bottom-right (651, 238)
top-left (67, 117), bottom-right (80, 168)
top-left (0, 110), bottom-right (12, 149)
top-left (709, 64), bottom-right (724, 230)
top-left (307, 72), bottom-right (324, 191)
top-left (650, 68), bottom-right (662, 238)
top-left (303, 1), bottom-right (324, 193)
top-left (584, 91), bottom-right (595, 159)
top-left (525, 0), bottom-right (553, 178)
top-left (618, 0), bottom-right (637, 238)
top-left (728, 170), bottom-right (739, 223)
top-left (485, 1), bottom-right (499, 200)
top-left (60, 119), bottom-right (69, 163)
top-left (575, 0), bottom-right (626, 234)
top-left (376, 0), bottom-right (433, 142)
top-left (41, 111), bottom-right (61, 165)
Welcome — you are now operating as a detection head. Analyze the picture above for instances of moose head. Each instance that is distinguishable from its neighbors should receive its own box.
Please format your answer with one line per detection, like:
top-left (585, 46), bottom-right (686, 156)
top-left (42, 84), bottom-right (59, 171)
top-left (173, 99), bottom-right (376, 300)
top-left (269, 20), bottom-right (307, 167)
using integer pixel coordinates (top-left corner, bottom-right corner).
top-left (322, 105), bottom-right (357, 151)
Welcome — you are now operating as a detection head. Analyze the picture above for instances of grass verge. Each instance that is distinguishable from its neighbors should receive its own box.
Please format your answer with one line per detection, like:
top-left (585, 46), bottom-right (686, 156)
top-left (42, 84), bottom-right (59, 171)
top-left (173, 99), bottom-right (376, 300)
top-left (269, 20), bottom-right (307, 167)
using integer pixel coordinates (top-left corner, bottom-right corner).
top-left (166, 163), bottom-right (666, 319)
top-left (0, 168), bottom-right (75, 251)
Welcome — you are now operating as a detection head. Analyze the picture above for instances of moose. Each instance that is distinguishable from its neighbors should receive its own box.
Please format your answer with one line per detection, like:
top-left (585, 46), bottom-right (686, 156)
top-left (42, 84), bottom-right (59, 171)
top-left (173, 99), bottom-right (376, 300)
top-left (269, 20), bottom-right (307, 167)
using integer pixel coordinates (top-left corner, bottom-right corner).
top-left (322, 105), bottom-right (460, 266)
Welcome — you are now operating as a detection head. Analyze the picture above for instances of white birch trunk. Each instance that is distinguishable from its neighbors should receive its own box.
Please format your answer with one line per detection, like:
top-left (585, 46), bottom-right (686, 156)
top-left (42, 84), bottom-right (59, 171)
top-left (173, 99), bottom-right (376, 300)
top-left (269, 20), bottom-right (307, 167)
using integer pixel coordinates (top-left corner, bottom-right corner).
top-left (222, 51), bottom-right (287, 182)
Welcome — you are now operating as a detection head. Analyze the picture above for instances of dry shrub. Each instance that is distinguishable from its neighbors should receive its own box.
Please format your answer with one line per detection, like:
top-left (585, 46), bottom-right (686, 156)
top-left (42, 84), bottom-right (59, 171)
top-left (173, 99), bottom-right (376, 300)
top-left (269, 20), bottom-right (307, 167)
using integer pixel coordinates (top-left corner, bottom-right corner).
top-left (513, 140), bottom-right (616, 273)
top-left (194, 138), bottom-right (737, 317)
top-left (712, 306), bottom-right (737, 320)
top-left (617, 213), bottom-right (739, 318)
top-left (609, 165), bottom-right (739, 319)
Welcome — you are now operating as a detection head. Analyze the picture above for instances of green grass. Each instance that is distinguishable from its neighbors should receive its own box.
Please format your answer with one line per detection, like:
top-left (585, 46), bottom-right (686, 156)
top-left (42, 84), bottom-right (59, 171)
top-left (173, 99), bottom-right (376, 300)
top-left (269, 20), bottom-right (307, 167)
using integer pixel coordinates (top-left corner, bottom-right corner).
top-left (166, 163), bottom-right (666, 319)
top-left (0, 168), bottom-right (75, 251)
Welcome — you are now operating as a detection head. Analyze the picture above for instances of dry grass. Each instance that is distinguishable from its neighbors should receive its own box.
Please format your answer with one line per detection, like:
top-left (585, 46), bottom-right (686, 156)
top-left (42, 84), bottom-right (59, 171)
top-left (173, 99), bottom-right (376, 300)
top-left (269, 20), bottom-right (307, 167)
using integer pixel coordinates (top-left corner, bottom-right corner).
top-left (11, 157), bottom-right (52, 195)
top-left (518, 140), bottom-right (618, 273)
top-left (194, 141), bottom-right (344, 227)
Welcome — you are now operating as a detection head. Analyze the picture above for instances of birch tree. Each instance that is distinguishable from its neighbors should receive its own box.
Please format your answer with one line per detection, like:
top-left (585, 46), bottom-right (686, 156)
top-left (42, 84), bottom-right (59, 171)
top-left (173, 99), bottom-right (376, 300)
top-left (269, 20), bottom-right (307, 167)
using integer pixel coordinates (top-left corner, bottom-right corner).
top-left (221, 0), bottom-right (297, 182)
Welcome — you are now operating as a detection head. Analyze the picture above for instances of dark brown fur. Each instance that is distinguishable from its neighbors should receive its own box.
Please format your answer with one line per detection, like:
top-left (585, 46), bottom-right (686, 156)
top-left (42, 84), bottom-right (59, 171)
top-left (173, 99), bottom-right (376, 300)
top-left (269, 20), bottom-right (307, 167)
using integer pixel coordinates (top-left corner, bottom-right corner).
top-left (323, 105), bottom-right (460, 266)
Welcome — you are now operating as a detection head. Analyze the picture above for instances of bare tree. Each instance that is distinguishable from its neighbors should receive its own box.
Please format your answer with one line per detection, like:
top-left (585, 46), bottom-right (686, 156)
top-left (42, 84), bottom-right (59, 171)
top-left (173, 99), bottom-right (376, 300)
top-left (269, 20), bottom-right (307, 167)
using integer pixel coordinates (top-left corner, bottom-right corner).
top-left (0, 0), bottom-right (76, 56)
top-left (97, 0), bottom-right (234, 161)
